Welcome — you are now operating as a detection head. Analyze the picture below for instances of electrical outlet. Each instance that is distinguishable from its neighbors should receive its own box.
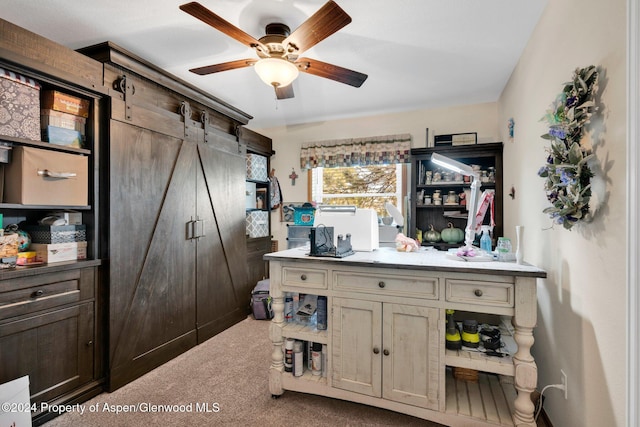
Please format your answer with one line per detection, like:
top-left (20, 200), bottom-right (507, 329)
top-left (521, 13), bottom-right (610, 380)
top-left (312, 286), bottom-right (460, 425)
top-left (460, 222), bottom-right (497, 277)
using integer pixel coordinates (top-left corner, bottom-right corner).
top-left (561, 369), bottom-right (568, 399)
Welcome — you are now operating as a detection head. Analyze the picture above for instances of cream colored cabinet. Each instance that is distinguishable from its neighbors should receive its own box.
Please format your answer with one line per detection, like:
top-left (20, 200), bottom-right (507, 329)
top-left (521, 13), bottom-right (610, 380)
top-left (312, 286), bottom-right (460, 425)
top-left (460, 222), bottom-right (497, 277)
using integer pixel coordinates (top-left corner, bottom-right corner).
top-left (266, 248), bottom-right (546, 427)
top-left (332, 298), bottom-right (439, 409)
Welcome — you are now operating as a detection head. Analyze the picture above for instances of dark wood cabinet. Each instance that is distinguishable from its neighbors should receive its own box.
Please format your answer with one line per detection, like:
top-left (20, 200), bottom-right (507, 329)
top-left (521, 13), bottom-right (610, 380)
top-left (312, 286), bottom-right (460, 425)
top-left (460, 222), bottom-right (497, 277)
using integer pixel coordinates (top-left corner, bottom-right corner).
top-left (80, 42), bottom-right (253, 391)
top-left (0, 18), bottom-right (106, 425)
top-left (410, 143), bottom-right (503, 250)
top-left (0, 263), bottom-right (102, 425)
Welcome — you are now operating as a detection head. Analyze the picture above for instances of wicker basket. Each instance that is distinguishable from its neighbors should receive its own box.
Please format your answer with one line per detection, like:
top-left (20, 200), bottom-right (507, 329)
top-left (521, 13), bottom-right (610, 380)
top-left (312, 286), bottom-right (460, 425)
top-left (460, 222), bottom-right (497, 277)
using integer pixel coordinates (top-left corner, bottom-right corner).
top-left (0, 233), bottom-right (19, 258)
top-left (452, 367), bottom-right (479, 382)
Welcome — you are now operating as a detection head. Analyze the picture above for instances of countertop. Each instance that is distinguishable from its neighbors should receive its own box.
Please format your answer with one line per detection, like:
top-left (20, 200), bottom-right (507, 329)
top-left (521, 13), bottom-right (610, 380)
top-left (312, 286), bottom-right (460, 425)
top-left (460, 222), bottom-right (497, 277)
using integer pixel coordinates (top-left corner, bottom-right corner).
top-left (265, 246), bottom-right (547, 278)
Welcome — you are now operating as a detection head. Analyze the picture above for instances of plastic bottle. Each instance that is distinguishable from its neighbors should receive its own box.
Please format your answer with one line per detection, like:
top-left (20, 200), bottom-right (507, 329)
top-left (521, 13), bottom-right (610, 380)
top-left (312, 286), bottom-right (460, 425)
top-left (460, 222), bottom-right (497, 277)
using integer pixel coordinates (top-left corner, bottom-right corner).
top-left (284, 293), bottom-right (293, 322)
top-left (316, 296), bottom-right (327, 330)
top-left (293, 340), bottom-right (304, 377)
top-left (480, 226), bottom-right (492, 253)
top-left (497, 237), bottom-right (512, 261)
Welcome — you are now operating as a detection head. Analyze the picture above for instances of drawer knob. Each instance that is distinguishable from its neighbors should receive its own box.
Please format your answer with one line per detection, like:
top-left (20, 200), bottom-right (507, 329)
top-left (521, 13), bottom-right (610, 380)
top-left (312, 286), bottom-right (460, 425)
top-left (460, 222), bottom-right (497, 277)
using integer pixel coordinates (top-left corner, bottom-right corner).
top-left (373, 347), bottom-right (380, 354)
top-left (86, 340), bottom-right (93, 347)
top-left (474, 289), bottom-right (483, 297)
top-left (383, 349), bottom-right (390, 356)
top-left (378, 281), bottom-right (386, 288)
top-left (300, 274), bottom-right (307, 281)
top-left (31, 289), bottom-right (44, 298)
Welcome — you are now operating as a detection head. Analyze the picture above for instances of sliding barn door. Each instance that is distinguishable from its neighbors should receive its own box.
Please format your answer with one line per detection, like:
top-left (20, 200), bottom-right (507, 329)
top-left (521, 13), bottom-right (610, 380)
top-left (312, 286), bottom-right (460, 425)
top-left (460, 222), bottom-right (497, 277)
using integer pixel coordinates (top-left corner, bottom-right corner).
top-left (195, 131), bottom-right (248, 342)
top-left (107, 120), bottom-right (198, 390)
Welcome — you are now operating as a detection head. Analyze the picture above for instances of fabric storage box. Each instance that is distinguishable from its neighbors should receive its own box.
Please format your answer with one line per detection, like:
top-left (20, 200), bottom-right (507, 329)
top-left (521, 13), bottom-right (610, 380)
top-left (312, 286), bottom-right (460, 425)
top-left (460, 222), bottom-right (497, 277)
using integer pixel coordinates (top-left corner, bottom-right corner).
top-left (42, 125), bottom-right (83, 148)
top-left (41, 109), bottom-right (86, 135)
top-left (3, 146), bottom-right (88, 205)
top-left (31, 241), bottom-right (87, 263)
top-left (0, 67), bottom-right (41, 141)
top-left (22, 224), bottom-right (86, 243)
top-left (41, 90), bottom-right (90, 118)
top-left (246, 154), bottom-right (268, 182)
top-left (246, 210), bottom-right (269, 238)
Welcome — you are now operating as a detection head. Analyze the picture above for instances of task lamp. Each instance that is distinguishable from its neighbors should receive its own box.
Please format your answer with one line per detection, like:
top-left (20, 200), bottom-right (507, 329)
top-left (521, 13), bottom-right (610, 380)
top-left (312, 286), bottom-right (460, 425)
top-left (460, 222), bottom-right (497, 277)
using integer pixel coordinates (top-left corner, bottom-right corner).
top-left (431, 152), bottom-right (491, 261)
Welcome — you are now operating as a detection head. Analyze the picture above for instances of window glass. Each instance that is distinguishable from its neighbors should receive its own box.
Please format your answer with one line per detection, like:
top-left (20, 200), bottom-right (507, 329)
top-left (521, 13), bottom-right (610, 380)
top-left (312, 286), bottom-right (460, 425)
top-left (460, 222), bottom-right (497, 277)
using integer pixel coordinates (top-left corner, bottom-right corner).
top-left (311, 164), bottom-right (404, 218)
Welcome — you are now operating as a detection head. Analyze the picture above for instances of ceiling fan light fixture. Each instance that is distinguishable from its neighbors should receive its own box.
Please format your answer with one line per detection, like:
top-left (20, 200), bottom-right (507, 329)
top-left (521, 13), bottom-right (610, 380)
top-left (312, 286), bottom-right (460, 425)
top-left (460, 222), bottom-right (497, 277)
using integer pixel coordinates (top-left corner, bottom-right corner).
top-left (254, 57), bottom-right (299, 88)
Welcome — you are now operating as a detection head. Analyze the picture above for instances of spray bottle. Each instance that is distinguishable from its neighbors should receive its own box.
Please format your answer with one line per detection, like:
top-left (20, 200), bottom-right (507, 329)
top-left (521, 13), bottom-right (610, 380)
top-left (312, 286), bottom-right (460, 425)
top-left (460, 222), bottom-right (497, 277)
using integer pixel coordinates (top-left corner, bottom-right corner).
top-left (480, 225), bottom-right (492, 253)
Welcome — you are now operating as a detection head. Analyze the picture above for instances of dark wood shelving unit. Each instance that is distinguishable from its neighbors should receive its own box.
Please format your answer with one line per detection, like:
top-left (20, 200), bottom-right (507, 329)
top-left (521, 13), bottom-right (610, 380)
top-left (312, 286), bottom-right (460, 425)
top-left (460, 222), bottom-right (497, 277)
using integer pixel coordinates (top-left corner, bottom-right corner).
top-left (409, 143), bottom-right (503, 251)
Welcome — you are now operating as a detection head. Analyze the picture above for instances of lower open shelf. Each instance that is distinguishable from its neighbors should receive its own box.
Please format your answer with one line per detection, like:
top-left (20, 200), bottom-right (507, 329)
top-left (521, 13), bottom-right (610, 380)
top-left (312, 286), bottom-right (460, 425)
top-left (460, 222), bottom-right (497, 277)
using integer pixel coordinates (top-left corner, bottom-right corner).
top-left (445, 368), bottom-right (517, 426)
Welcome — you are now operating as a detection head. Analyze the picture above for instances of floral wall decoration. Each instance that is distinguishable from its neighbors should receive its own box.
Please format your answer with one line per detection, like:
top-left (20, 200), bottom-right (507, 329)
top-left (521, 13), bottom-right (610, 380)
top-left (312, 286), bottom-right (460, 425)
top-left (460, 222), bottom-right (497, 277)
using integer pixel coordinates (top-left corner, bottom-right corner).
top-left (537, 65), bottom-right (599, 230)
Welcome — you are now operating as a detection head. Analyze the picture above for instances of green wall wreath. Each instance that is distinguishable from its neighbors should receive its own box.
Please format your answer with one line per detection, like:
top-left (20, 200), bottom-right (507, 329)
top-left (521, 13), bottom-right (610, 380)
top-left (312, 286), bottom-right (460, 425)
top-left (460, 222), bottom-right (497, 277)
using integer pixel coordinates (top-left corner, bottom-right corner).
top-left (537, 65), bottom-right (599, 230)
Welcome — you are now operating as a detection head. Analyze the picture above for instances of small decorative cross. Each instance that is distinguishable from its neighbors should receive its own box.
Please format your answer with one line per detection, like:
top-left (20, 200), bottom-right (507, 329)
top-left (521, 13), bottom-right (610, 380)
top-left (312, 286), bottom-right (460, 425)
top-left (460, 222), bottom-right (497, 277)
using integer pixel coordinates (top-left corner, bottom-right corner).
top-left (289, 168), bottom-right (299, 186)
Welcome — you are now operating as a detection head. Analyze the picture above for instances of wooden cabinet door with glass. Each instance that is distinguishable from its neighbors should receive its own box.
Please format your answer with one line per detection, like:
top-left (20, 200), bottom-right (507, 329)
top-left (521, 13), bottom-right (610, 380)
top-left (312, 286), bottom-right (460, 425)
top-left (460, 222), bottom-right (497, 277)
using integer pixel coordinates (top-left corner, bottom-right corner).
top-left (410, 143), bottom-right (503, 251)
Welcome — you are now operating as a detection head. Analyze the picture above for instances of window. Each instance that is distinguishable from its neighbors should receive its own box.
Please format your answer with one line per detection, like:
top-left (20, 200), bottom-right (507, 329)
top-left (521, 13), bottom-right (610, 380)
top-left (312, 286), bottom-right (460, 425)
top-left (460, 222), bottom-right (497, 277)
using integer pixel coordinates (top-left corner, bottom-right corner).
top-left (311, 164), bottom-right (406, 218)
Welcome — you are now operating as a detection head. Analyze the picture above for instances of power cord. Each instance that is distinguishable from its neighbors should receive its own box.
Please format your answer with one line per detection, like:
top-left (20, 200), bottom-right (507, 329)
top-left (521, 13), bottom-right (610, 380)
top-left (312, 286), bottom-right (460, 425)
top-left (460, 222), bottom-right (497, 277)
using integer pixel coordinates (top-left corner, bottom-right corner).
top-left (534, 383), bottom-right (566, 421)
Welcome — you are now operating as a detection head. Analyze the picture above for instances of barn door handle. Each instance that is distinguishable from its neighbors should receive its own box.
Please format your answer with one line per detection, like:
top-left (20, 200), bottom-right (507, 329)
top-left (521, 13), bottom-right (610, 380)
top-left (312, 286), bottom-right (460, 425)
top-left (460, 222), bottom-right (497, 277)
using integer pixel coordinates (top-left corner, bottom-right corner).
top-left (194, 219), bottom-right (205, 239)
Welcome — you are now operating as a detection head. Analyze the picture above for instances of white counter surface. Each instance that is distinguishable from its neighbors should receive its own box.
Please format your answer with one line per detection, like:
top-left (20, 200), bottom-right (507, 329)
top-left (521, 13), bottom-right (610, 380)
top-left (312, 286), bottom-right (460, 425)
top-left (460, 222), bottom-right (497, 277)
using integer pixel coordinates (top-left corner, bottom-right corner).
top-left (264, 246), bottom-right (547, 278)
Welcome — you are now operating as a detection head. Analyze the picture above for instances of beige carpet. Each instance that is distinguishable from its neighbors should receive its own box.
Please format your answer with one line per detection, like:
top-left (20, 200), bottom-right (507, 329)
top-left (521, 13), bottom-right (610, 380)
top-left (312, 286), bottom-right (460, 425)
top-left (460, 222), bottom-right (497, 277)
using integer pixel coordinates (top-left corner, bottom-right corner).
top-left (43, 316), bottom-right (439, 427)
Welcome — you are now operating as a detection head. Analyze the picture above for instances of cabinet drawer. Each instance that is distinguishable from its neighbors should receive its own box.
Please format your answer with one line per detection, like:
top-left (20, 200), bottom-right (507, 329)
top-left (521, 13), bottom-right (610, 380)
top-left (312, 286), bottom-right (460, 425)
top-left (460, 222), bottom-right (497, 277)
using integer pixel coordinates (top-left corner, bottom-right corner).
top-left (282, 267), bottom-right (327, 289)
top-left (0, 268), bottom-right (93, 319)
top-left (334, 271), bottom-right (438, 299)
top-left (445, 279), bottom-right (514, 308)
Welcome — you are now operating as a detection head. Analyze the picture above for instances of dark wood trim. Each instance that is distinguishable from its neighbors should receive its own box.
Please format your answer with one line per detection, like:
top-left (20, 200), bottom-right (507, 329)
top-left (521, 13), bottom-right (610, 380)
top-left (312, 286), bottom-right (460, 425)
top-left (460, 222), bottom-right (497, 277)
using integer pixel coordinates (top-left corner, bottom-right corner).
top-left (78, 42), bottom-right (252, 125)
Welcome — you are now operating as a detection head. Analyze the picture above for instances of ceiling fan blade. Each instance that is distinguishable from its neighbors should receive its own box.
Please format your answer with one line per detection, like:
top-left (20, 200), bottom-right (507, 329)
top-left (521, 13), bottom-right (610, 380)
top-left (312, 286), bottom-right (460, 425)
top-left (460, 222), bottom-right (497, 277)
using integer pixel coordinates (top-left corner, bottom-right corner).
top-left (189, 59), bottom-right (257, 75)
top-left (275, 84), bottom-right (295, 100)
top-left (296, 57), bottom-right (368, 87)
top-left (283, 1), bottom-right (352, 55)
top-left (180, 2), bottom-right (267, 53)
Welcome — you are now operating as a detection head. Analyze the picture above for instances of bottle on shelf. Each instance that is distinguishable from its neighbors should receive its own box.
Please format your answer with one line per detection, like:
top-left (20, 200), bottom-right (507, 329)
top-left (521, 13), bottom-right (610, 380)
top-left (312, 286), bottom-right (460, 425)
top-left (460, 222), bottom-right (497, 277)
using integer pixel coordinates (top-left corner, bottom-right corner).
top-left (317, 295), bottom-right (327, 330)
top-left (284, 338), bottom-right (294, 372)
top-left (293, 340), bottom-right (304, 377)
top-left (480, 226), bottom-right (492, 253)
top-left (311, 342), bottom-right (322, 376)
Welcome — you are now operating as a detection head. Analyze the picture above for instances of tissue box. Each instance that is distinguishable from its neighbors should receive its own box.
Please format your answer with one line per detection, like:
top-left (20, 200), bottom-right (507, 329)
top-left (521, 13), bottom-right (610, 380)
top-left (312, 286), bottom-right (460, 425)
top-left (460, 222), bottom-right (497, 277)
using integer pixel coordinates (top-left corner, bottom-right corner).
top-left (246, 154), bottom-right (268, 182)
top-left (22, 224), bottom-right (86, 244)
top-left (41, 109), bottom-right (86, 135)
top-left (0, 67), bottom-right (41, 141)
top-left (31, 241), bottom-right (87, 263)
top-left (42, 125), bottom-right (83, 148)
top-left (246, 210), bottom-right (269, 238)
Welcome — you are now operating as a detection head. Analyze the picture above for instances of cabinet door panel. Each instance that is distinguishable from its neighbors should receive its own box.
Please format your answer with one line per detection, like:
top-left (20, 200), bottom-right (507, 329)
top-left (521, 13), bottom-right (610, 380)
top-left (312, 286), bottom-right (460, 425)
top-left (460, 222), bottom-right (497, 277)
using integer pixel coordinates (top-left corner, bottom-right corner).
top-left (382, 304), bottom-right (440, 409)
top-left (196, 135), bottom-right (247, 341)
top-left (0, 303), bottom-right (94, 406)
top-left (108, 120), bottom-right (197, 388)
top-left (332, 298), bottom-right (382, 397)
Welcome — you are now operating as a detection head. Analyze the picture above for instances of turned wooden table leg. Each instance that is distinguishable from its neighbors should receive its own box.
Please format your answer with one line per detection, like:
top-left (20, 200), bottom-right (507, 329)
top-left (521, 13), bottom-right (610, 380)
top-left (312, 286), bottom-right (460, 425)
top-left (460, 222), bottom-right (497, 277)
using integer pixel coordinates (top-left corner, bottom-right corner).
top-left (268, 268), bottom-right (285, 396)
top-left (512, 277), bottom-right (537, 427)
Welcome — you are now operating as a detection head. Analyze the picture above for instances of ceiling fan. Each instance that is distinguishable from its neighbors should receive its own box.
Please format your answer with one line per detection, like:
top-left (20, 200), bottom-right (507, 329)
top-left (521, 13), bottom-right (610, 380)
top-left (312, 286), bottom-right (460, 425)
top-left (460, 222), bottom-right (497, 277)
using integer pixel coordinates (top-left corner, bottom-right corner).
top-left (179, 1), bottom-right (368, 99)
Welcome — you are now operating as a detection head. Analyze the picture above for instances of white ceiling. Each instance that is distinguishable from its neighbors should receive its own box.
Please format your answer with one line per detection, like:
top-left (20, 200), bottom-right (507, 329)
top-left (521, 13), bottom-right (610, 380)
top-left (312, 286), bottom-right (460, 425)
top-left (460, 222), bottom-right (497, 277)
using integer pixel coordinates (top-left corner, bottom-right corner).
top-left (1, 0), bottom-right (547, 130)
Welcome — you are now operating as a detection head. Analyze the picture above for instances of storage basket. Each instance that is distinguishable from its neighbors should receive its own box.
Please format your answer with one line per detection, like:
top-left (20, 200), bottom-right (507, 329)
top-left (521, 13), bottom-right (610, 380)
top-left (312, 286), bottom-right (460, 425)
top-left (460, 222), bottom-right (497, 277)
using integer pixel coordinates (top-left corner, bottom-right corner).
top-left (452, 367), bottom-right (479, 382)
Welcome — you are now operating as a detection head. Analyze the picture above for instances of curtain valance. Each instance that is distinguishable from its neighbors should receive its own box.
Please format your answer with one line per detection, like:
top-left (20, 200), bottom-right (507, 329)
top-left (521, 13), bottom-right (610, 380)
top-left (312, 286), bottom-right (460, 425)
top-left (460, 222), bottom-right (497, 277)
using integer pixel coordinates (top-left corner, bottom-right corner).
top-left (300, 133), bottom-right (412, 170)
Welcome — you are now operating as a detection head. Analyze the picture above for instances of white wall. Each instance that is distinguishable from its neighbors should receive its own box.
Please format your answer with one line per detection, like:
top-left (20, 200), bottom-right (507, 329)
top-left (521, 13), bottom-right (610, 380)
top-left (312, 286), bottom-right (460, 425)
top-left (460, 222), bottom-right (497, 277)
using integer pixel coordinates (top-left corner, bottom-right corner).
top-left (253, 102), bottom-right (499, 247)
top-left (497, 0), bottom-right (627, 426)
top-left (253, 1), bottom-right (628, 424)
